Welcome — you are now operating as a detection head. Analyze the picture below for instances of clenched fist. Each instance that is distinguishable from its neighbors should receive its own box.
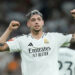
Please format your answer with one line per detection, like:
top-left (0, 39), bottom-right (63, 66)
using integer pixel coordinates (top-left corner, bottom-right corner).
top-left (8, 20), bottom-right (20, 31)
top-left (70, 9), bottom-right (75, 18)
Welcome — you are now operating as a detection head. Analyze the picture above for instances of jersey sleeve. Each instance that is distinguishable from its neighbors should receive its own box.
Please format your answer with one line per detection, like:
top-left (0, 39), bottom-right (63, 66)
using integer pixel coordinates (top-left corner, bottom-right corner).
top-left (6, 37), bottom-right (21, 53)
top-left (56, 33), bottom-right (72, 47)
top-left (48, 32), bottom-right (72, 47)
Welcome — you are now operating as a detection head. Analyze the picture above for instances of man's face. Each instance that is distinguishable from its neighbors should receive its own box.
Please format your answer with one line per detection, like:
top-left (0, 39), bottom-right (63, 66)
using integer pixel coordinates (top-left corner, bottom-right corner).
top-left (27, 14), bottom-right (44, 32)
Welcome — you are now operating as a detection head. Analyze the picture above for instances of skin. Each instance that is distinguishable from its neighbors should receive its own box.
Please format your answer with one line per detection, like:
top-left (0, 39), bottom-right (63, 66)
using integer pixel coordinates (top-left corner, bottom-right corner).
top-left (70, 9), bottom-right (75, 42)
top-left (71, 9), bottom-right (75, 18)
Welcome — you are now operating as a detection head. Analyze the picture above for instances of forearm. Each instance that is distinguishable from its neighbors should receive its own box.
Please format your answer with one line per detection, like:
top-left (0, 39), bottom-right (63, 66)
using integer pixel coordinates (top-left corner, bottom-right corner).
top-left (70, 9), bottom-right (75, 42)
top-left (0, 27), bottom-right (12, 43)
top-left (0, 20), bottom-right (20, 43)
top-left (0, 43), bottom-right (9, 52)
top-left (71, 34), bottom-right (75, 42)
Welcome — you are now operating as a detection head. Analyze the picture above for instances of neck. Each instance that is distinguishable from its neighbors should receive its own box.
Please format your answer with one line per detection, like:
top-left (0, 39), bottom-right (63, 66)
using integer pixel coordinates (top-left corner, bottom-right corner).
top-left (31, 30), bottom-right (43, 40)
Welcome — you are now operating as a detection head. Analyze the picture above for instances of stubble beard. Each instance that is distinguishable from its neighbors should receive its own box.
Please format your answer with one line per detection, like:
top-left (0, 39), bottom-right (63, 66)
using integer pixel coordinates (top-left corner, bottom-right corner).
top-left (30, 26), bottom-right (43, 33)
top-left (33, 29), bottom-right (41, 32)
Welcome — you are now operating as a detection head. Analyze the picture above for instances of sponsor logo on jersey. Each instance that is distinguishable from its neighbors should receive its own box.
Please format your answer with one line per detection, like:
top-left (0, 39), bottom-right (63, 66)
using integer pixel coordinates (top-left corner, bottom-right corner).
top-left (44, 38), bottom-right (49, 44)
top-left (28, 42), bottom-right (33, 46)
top-left (28, 47), bottom-right (51, 57)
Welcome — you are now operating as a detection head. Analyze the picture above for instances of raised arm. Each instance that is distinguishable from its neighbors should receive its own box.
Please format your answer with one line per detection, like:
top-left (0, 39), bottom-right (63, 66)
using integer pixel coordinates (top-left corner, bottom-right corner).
top-left (70, 9), bottom-right (75, 42)
top-left (0, 20), bottom-right (20, 43)
top-left (0, 20), bottom-right (20, 52)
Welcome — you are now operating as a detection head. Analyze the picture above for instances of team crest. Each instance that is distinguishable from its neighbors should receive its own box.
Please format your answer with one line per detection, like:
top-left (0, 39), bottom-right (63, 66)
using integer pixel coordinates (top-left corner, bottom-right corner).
top-left (44, 38), bottom-right (49, 44)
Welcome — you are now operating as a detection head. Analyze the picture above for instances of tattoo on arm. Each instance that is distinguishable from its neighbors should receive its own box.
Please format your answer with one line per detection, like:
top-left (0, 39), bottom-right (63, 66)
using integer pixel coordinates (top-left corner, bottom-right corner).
top-left (0, 43), bottom-right (9, 52)
top-left (0, 43), bottom-right (4, 46)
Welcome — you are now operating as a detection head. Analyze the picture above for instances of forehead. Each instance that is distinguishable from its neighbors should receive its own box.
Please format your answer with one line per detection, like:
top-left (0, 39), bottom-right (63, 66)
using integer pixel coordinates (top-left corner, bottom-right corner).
top-left (30, 14), bottom-right (42, 19)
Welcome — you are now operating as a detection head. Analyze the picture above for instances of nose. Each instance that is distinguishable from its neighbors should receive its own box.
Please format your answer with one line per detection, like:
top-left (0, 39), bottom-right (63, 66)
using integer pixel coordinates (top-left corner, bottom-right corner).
top-left (35, 22), bottom-right (38, 25)
top-left (35, 20), bottom-right (39, 25)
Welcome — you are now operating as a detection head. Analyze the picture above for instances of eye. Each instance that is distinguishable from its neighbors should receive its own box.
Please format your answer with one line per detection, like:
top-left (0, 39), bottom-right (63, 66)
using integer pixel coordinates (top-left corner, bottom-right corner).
top-left (37, 17), bottom-right (42, 21)
top-left (31, 18), bottom-right (36, 22)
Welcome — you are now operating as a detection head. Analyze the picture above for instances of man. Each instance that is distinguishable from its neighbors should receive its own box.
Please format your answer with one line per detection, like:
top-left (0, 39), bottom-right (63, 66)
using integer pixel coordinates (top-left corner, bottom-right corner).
top-left (58, 48), bottom-right (75, 75)
top-left (0, 9), bottom-right (75, 75)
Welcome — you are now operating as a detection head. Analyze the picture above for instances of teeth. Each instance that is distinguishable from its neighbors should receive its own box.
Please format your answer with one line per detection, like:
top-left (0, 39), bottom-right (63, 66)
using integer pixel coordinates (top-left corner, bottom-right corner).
top-left (35, 26), bottom-right (39, 27)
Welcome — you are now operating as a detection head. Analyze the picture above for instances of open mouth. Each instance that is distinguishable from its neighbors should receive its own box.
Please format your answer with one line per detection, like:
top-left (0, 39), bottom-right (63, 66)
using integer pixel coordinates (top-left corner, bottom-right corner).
top-left (35, 25), bottom-right (40, 27)
top-left (34, 26), bottom-right (40, 29)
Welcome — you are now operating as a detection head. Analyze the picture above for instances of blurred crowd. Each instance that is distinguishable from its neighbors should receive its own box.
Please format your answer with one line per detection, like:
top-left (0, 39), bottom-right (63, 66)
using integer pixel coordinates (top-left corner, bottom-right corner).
top-left (0, 0), bottom-right (75, 75)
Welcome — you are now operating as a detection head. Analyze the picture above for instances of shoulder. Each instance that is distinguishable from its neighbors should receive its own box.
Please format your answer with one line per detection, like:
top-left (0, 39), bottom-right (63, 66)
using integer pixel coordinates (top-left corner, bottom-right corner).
top-left (47, 32), bottom-right (64, 37)
top-left (8, 34), bottom-right (29, 41)
top-left (47, 32), bottom-right (63, 35)
top-left (15, 34), bottom-right (28, 39)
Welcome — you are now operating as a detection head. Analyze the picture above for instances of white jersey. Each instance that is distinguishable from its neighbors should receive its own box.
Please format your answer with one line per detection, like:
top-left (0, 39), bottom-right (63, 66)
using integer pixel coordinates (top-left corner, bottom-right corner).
top-left (58, 48), bottom-right (75, 75)
top-left (6, 32), bottom-right (72, 75)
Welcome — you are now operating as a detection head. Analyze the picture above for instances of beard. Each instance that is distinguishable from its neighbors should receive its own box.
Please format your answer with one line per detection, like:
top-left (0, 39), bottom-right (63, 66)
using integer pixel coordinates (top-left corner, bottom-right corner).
top-left (33, 29), bottom-right (41, 32)
top-left (30, 26), bottom-right (43, 33)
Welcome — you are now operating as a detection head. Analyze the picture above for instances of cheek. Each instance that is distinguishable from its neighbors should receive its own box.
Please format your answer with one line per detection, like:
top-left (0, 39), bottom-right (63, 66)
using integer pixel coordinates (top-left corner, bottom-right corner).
top-left (29, 23), bottom-right (34, 28)
top-left (27, 22), bottom-right (33, 28)
top-left (40, 21), bottom-right (44, 26)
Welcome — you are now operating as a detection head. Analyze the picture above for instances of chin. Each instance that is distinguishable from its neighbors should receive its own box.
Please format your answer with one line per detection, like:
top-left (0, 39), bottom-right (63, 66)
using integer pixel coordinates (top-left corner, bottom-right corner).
top-left (34, 29), bottom-right (40, 32)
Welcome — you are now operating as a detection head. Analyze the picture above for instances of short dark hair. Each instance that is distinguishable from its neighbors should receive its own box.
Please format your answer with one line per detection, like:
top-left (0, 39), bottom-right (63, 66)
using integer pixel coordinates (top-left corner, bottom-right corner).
top-left (25, 10), bottom-right (43, 23)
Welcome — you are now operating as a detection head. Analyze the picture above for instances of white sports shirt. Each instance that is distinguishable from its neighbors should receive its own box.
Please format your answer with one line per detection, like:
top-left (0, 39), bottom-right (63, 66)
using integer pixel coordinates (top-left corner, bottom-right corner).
top-left (6, 32), bottom-right (72, 75)
top-left (58, 48), bottom-right (75, 75)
